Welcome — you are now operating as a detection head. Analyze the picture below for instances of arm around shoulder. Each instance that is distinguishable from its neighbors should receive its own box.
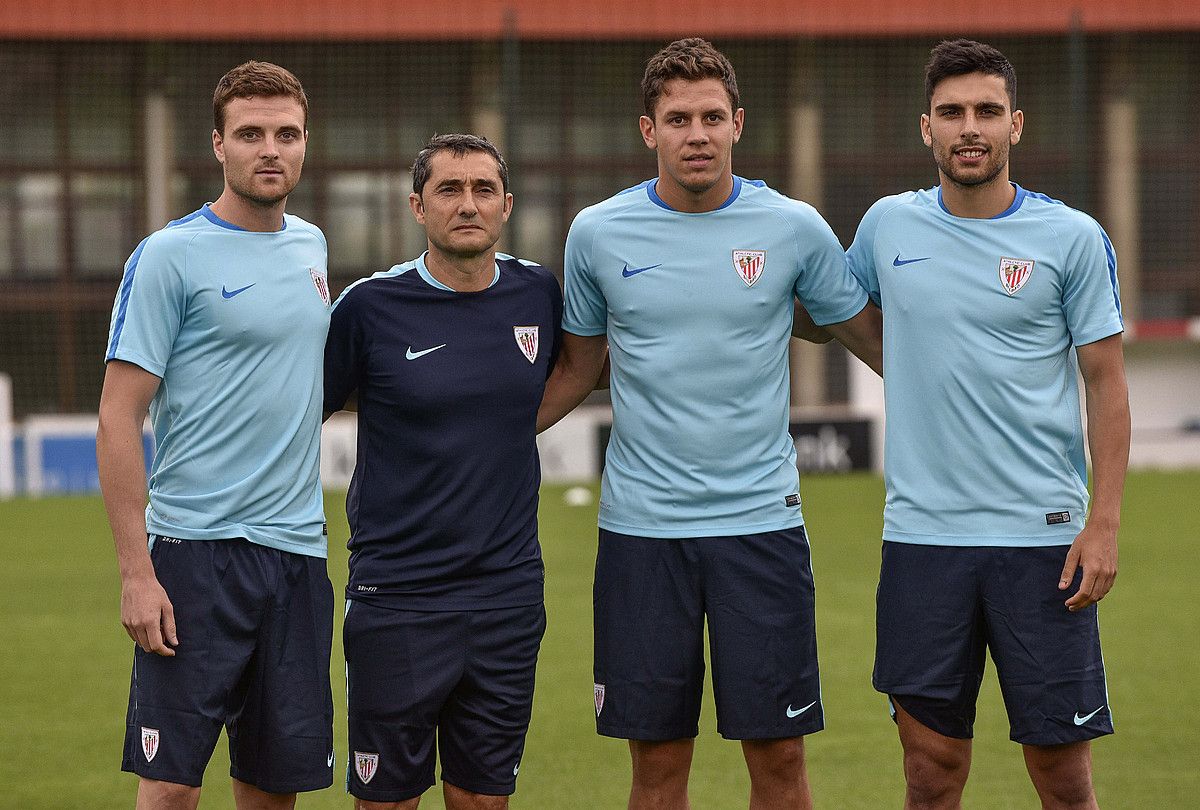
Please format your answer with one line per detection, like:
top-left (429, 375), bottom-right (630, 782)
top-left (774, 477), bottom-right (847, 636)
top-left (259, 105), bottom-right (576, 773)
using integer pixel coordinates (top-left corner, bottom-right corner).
top-left (537, 332), bottom-right (608, 433)
top-left (821, 303), bottom-right (883, 376)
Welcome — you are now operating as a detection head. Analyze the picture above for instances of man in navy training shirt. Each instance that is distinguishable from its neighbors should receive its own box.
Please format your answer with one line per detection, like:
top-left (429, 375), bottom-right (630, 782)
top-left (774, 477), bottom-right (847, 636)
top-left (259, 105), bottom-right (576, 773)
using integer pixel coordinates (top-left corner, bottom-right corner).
top-left (846, 39), bottom-right (1129, 810)
top-left (98, 61), bottom-right (334, 809)
top-left (324, 134), bottom-right (562, 810)
top-left (538, 38), bottom-right (882, 810)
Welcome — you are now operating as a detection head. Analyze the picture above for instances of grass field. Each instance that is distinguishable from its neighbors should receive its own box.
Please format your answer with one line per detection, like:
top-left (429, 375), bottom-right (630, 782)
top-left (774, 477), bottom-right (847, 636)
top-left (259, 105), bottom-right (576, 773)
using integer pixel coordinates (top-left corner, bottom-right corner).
top-left (1, 471), bottom-right (1197, 808)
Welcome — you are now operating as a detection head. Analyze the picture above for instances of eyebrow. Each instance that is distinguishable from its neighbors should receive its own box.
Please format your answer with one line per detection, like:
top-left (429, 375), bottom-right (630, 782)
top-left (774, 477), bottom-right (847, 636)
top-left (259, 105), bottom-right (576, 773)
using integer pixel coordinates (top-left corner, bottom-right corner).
top-left (434, 178), bottom-right (499, 189)
top-left (934, 101), bottom-right (1007, 112)
top-left (662, 107), bottom-right (727, 118)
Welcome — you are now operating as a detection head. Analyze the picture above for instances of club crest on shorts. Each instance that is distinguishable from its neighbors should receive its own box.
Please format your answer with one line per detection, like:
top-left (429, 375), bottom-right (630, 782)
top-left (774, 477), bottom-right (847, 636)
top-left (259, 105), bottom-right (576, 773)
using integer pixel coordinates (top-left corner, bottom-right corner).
top-left (594, 683), bottom-right (606, 717)
top-left (141, 727), bottom-right (160, 763)
top-left (355, 751), bottom-right (379, 784)
top-left (514, 326), bottom-right (539, 364)
top-left (732, 250), bottom-right (766, 287)
top-left (309, 266), bottom-right (331, 306)
top-left (998, 256), bottom-right (1034, 295)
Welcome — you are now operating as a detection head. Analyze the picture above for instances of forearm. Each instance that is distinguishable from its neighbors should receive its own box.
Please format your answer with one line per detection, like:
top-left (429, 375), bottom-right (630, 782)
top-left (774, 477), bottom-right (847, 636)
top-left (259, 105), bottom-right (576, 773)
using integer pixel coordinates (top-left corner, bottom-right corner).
top-left (823, 304), bottom-right (883, 376)
top-left (537, 363), bottom-right (600, 432)
top-left (1083, 371), bottom-right (1130, 529)
top-left (537, 334), bottom-right (608, 433)
top-left (791, 301), bottom-right (834, 344)
top-left (97, 412), bottom-right (153, 580)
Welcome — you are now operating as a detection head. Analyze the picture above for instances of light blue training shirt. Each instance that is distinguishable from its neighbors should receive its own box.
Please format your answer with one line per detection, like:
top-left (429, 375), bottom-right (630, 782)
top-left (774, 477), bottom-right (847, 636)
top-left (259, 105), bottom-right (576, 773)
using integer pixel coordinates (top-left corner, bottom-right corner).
top-left (105, 204), bottom-right (330, 557)
top-left (563, 176), bottom-right (869, 538)
top-left (846, 184), bottom-right (1123, 547)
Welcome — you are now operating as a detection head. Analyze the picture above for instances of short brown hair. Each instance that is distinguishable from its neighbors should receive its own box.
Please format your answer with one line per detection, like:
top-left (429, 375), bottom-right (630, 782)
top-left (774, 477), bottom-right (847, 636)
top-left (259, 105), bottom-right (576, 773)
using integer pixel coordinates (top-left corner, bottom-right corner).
top-left (925, 39), bottom-right (1016, 109)
top-left (641, 38), bottom-right (739, 119)
top-left (411, 133), bottom-right (509, 195)
top-left (213, 61), bottom-right (308, 135)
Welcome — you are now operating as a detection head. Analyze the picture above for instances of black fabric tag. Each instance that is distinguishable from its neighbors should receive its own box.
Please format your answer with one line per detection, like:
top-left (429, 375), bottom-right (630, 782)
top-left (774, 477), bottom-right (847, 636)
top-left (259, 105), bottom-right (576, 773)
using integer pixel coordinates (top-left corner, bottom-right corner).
top-left (1046, 511), bottom-right (1071, 525)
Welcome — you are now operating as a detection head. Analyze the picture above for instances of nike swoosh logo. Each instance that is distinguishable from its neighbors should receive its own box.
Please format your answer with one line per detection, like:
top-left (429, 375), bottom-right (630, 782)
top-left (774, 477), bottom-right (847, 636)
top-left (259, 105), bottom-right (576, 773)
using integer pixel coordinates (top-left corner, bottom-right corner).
top-left (405, 344), bottom-right (447, 360)
top-left (327, 751), bottom-right (335, 768)
top-left (513, 763), bottom-right (520, 776)
top-left (786, 701), bottom-right (818, 718)
top-left (892, 254), bottom-right (931, 267)
top-left (1073, 706), bottom-right (1104, 726)
top-left (622, 263), bottom-right (662, 278)
top-left (221, 283), bottom-right (256, 298)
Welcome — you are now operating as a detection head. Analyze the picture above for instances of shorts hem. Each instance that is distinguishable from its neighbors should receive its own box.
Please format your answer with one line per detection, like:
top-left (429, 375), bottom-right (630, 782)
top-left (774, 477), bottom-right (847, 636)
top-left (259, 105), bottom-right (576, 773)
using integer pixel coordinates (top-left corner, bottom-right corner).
top-left (717, 723), bottom-right (823, 741)
top-left (229, 768), bottom-right (333, 795)
top-left (1012, 726), bottom-right (1114, 746)
top-left (597, 724), bottom-right (699, 741)
top-left (121, 762), bottom-right (203, 789)
top-left (349, 779), bottom-right (434, 802)
top-left (442, 774), bottom-right (516, 796)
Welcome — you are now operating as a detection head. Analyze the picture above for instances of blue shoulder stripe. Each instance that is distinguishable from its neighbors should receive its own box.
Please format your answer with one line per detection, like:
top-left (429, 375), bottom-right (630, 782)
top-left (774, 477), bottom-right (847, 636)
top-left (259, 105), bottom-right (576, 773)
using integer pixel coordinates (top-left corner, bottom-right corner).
top-left (1099, 225), bottom-right (1123, 323)
top-left (106, 237), bottom-right (151, 360)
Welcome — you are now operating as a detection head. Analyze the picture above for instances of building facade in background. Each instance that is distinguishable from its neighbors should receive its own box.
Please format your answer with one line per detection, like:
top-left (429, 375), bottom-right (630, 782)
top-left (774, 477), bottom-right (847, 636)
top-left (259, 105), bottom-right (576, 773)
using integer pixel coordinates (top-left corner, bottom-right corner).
top-left (1, 1), bottom-right (1198, 416)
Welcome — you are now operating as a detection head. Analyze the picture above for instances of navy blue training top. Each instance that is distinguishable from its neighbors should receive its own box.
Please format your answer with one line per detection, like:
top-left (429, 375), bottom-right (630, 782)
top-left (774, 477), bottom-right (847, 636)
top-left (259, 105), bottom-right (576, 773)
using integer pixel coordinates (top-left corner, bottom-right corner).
top-left (324, 252), bottom-right (563, 610)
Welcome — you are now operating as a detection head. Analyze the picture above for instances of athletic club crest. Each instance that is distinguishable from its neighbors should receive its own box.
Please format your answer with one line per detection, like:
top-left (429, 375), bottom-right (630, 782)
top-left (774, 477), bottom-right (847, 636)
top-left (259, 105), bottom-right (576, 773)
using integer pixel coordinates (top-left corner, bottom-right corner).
top-left (998, 256), bottom-right (1034, 295)
top-left (309, 266), bottom-right (331, 306)
top-left (514, 326), bottom-right (539, 364)
top-left (141, 727), bottom-right (160, 763)
top-left (732, 250), bottom-right (766, 287)
top-left (594, 683), bottom-right (606, 717)
top-left (355, 751), bottom-right (379, 784)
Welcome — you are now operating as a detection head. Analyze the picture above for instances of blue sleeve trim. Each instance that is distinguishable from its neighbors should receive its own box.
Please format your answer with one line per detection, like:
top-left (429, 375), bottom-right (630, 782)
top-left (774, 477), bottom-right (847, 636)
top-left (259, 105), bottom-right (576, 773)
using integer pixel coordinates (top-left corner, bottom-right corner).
top-left (105, 237), bottom-right (150, 360)
top-left (1099, 227), bottom-right (1123, 324)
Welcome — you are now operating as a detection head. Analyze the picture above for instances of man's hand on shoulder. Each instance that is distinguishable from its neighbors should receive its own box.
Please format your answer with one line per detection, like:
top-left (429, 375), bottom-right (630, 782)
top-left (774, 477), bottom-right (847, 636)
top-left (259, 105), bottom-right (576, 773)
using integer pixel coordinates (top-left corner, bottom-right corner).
top-left (1059, 519), bottom-right (1118, 611)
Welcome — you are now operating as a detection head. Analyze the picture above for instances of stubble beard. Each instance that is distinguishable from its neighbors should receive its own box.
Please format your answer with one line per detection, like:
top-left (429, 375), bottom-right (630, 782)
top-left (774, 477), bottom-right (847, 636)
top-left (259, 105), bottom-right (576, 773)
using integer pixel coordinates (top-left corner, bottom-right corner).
top-left (231, 169), bottom-right (299, 208)
top-left (935, 141), bottom-right (1009, 190)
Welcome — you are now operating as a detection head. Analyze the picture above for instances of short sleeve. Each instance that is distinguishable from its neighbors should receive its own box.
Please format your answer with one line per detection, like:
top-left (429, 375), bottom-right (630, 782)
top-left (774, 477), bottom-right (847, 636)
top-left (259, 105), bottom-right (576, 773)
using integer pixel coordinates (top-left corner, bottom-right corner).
top-left (561, 212), bottom-right (607, 336)
top-left (791, 207), bottom-right (869, 326)
top-left (324, 284), bottom-right (367, 412)
top-left (1062, 219), bottom-right (1123, 347)
top-left (845, 199), bottom-right (887, 308)
top-left (105, 234), bottom-right (187, 377)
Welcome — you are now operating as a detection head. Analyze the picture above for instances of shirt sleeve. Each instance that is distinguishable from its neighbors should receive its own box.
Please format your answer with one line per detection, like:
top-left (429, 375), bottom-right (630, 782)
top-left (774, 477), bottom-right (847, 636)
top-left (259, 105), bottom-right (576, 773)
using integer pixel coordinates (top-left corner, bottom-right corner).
top-left (324, 283), bottom-right (367, 413)
top-left (845, 199), bottom-right (886, 308)
top-left (104, 233), bottom-right (187, 377)
top-left (1062, 218), bottom-right (1124, 347)
top-left (791, 206), bottom-right (869, 326)
top-left (561, 211), bottom-right (607, 336)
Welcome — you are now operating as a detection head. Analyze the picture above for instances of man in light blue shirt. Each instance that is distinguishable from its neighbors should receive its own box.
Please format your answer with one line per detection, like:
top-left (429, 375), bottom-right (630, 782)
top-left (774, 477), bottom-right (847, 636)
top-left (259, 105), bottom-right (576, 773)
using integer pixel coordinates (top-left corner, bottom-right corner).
top-left (98, 62), bottom-right (334, 809)
top-left (539, 38), bottom-right (881, 810)
top-left (846, 39), bottom-right (1130, 809)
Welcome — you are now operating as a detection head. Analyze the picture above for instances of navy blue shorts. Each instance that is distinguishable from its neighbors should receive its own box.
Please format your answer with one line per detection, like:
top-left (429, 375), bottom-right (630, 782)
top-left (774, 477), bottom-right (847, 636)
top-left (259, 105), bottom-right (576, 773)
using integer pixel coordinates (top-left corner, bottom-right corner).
top-left (593, 527), bottom-right (823, 741)
top-left (874, 542), bottom-right (1113, 746)
top-left (344, 600), bottom-right (545, 802)
top-left (121, 537), bottom-right (334, 793)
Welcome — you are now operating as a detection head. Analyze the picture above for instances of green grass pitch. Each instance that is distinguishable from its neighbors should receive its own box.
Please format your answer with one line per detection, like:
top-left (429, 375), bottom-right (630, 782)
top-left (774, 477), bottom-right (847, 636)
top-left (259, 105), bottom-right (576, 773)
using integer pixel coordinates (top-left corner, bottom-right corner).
top-left (1, 471), bottom-right (1196, 807)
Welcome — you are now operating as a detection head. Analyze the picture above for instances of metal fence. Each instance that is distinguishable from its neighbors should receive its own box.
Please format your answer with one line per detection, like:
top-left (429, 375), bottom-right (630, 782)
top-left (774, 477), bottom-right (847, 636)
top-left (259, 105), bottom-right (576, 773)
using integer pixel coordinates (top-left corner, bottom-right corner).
top-left (1, 33), bottom-right (1197, 416)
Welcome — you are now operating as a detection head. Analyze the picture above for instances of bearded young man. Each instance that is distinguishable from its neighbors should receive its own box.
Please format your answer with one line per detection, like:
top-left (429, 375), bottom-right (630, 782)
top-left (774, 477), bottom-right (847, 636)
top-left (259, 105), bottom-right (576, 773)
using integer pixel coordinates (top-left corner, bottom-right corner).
top-left (98, 61), bottom-right (334, 810)
top-left (846, 39), bottom-right (1129, 810)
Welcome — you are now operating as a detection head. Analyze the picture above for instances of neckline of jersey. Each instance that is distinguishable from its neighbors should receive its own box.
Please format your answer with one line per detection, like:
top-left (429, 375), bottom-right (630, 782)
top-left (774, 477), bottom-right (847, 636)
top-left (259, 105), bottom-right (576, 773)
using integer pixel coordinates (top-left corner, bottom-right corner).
top-left (416, 252), bottom-right (501, 292)
top-left (200, 203), bottom-right (288, 232)
top-left (936, 182), bottom-right (1027, 220)
top-left (647, 175), bottom-right (743, 213)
